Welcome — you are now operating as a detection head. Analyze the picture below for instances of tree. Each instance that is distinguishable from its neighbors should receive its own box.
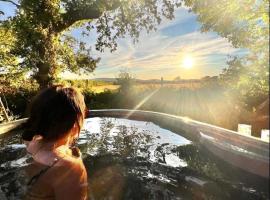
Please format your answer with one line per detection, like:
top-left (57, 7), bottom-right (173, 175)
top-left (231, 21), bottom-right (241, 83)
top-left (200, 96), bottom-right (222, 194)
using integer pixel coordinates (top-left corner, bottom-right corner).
top-left (173, 76), bottom-right (181, 81)
top-left (185, 0), bottom-right (269, 107)
top-left (0, 0), bottom-right (182, 88)
top-left (116, 69), bottom-right (135, 95)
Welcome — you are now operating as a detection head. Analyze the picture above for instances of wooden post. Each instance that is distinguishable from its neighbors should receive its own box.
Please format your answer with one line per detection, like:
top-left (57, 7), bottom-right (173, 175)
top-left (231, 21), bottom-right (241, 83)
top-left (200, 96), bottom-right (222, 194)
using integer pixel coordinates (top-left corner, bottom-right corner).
top-left (0, 97), bottom-right (9, 122)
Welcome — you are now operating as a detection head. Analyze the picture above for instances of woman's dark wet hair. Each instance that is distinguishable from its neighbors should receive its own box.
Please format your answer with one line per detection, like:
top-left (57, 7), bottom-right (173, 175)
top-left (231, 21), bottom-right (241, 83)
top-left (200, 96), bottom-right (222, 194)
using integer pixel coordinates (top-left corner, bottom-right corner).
top-left (22, 85), bottom-right (87, 142)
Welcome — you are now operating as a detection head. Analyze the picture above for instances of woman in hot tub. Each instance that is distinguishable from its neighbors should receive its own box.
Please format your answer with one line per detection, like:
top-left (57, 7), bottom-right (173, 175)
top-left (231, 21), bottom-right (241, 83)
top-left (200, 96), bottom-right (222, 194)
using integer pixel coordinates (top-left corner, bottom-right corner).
top-left (22, 85), bottom-right (88, 200)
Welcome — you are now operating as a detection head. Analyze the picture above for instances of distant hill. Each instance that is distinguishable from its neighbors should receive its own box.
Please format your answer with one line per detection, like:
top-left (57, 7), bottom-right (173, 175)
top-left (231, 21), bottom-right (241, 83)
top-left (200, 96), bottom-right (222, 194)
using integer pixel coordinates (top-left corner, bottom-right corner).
top-left (91, 77), bottom-right (204, 84)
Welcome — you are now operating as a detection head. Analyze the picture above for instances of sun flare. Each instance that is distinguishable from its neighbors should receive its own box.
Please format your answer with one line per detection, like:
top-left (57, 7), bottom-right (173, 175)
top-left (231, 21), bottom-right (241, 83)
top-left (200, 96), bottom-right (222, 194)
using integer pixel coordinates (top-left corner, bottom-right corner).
top-left (182, 55), bottom-right (194, 69)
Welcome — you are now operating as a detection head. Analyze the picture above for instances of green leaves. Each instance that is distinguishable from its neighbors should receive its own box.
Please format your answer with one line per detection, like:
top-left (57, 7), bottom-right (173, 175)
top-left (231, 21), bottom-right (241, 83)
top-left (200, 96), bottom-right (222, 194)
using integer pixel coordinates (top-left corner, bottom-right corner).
top-left (58, 35), bottom-right (99, 75)
top-left (186, 0), bottom-right (269, 108)
top-left (1, 0), bottom-right (182, 88)
top-left (94, 0), bottom-right (181, 52)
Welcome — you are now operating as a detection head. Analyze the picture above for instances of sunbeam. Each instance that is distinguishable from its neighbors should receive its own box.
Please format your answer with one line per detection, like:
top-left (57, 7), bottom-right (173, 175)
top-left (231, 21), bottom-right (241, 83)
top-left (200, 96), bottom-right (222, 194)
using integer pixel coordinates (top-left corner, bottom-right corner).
top-left (125, 88), bottom-right (160, 118)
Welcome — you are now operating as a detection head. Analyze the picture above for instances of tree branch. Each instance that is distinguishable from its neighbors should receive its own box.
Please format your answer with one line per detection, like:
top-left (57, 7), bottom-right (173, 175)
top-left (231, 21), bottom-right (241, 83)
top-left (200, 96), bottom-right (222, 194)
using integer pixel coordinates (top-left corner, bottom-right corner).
top-left (55, 0), bottom-right (121, 32)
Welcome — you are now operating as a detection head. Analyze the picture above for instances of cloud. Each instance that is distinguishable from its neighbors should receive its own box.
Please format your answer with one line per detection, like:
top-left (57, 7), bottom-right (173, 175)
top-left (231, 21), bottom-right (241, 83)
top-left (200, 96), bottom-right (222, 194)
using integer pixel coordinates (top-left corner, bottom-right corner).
top-left (91, 29), bottom-right (242, 79)
top-left (81, 8), bottom-right (244, 80)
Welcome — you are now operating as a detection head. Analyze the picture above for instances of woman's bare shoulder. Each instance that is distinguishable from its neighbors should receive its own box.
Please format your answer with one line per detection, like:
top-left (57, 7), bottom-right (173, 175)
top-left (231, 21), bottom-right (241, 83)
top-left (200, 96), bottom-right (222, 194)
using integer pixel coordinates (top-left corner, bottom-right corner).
top-left (55, 156), bottom-right (86, 175)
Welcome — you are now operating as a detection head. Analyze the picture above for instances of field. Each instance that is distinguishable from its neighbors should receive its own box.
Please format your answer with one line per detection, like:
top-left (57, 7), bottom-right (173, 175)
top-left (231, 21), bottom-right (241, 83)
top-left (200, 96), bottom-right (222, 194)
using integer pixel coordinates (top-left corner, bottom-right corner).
top-left (89, 85), bottom-right (119, 93)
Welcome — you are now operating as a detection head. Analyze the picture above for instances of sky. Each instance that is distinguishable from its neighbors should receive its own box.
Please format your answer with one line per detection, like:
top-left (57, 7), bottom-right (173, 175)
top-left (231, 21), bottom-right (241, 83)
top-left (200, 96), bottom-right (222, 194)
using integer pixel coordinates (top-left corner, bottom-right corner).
top-left (0, 2), bottom-right (246, 80)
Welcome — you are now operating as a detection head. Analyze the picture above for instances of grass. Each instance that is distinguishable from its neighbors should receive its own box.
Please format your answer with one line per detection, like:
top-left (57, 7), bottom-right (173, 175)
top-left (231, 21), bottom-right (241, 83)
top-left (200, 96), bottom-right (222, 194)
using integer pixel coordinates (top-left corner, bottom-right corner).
top-left (90, 85), bottom-right (119, 93)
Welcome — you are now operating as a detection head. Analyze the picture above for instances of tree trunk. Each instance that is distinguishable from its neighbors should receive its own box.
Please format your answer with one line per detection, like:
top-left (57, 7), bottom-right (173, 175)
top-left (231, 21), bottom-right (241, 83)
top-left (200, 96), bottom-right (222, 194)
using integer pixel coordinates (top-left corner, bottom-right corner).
top-left (35, 62), bottom-right (52, 89)
top-left (35, 33), bottom-right (59, 89)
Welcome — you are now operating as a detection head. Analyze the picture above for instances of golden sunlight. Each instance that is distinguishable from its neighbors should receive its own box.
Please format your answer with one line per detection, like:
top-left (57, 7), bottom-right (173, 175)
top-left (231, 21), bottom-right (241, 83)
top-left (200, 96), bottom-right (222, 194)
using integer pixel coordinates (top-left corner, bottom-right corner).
top-left (182, 55), bottom-right (194, 69)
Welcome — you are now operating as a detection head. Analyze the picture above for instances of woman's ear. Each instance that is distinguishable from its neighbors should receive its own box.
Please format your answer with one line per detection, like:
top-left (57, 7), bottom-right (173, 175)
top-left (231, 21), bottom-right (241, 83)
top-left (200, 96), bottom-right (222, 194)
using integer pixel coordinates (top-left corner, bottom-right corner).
top-left (71, 122), bottom-right (80, 137)
top-left (33, 135), bottom-right (43, 141)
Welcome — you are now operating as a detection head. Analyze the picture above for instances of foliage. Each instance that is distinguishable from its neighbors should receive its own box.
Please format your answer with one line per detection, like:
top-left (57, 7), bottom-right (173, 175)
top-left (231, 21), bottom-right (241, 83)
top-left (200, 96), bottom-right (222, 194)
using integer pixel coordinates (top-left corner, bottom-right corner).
top-left (0, 0), bottom-right (182, 88)
top-left (173, 76), bottom-right (181, 81)
top-left (116, 69), bottom-right (136, 94)
top-left (185, 0), bottom-right (269, 107)
top-left (83, 90), bottom-right (118, 109)
top-left (0, 25), bottom-right (28, 86)
top-left (220, 56), bottom-right (269, 109)
top-left (0, 78), bottom-right (38, 117)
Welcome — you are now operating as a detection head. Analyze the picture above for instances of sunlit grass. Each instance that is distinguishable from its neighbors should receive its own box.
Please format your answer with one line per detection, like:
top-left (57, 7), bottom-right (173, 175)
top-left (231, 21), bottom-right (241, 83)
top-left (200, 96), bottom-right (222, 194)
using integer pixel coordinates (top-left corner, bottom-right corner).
top-left (90, 85), bottom-right (119, 93)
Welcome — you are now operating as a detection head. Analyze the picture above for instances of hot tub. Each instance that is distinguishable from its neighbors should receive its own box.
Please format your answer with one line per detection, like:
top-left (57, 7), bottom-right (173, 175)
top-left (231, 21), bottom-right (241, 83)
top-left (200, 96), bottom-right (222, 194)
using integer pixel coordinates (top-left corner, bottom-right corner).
top-left (0, 109), bottom-right (269, 199)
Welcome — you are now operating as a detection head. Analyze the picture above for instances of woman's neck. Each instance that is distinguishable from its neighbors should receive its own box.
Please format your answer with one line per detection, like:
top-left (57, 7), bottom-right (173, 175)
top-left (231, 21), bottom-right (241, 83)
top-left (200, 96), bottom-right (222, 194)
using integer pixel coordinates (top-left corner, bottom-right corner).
top-left (26, 135), bottom-right (73, 166)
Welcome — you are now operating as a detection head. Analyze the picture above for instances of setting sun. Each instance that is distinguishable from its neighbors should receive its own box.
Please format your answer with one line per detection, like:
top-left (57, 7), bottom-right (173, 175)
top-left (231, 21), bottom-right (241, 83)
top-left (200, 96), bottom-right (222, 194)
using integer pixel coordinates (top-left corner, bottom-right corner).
top-left (182, 55), bottom-right (194, 69)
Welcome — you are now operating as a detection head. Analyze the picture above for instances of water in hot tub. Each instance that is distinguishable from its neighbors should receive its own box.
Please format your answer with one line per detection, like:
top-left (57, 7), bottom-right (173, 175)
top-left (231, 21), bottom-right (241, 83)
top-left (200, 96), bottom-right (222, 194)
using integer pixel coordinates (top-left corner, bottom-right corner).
top-left (0, 117), bottom-right (269, 199)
